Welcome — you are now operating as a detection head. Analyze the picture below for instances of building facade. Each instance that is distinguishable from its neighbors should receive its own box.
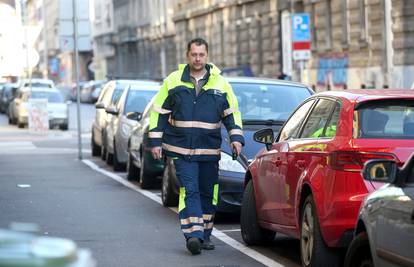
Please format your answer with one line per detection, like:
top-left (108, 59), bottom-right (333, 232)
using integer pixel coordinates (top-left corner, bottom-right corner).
top-left (285, 0), bottom-right (413, 90)
top-left (97, 0), bottom-right (413, 89)
top-left (98, 0), bottom-right (176, 80)
top-left (26, 0), bottom-right (93, 84)
top-left (173, 0), bottom-right (282, 77)
top-left (0, 1), bottom-right (25, 79)
top-left (92, 0), bottom-right (115, 80)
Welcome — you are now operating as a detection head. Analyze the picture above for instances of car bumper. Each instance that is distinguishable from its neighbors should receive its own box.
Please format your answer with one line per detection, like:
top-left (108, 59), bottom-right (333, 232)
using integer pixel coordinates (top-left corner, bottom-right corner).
top-left (217, 170), bottom-right (245, 213)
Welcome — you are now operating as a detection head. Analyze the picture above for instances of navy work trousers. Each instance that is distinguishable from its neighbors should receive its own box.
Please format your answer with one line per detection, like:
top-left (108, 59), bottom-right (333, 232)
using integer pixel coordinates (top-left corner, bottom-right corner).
top-left (174, 158), bottom-right (219, 241)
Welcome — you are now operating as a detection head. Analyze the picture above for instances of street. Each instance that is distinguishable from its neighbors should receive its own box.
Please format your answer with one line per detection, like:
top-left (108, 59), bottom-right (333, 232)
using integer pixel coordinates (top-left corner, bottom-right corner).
top-left (0, 103), bottom-right (302, 267)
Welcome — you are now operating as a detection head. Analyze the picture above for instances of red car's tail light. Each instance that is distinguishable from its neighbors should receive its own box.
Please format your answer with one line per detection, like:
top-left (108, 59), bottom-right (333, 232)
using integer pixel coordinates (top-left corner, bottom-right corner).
top-left (328, 151), bottom-right (396, 172)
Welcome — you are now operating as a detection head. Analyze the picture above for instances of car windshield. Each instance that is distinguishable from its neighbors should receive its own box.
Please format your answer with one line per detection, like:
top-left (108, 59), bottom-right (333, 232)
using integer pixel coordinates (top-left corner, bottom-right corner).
top-left (112, 83), bottom-right (131, 104)
top-left (25, 91), bottom-right (64, 103)
top-left (231, 82), bottom-right (312, 121)
top-left (124, 90), bottom-right (157, 114)
top-left (357, 100), bottom-right (414, 139)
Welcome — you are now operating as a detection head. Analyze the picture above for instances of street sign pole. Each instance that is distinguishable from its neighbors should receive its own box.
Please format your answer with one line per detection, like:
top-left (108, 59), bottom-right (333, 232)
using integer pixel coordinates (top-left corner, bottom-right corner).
top-left (72, 0), bottom-right (82, 160)
top-left (299, 60), bottom-right (304, 84)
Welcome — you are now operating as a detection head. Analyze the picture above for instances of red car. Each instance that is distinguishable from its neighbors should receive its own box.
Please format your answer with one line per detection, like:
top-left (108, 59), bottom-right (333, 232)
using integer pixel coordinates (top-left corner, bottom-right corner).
top-left (241, 90), bottom-right (414, 267)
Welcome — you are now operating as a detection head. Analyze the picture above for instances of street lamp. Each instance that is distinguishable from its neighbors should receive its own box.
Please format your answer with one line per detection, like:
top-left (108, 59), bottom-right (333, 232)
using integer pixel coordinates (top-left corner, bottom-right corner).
top-left (72, 0), bottom-right (82, 160)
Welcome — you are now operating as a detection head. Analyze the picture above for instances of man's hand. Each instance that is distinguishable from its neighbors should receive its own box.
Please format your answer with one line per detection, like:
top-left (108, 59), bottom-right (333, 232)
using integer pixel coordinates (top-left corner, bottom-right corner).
top-left (231, 141), bottom-right (242, 156)
top-left (151, 146), bottom-right (163, 160)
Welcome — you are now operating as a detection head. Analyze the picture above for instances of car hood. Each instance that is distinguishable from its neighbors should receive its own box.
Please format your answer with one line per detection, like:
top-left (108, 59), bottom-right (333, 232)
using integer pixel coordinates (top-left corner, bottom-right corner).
top-left (221, 121), bottom-right (283, 166)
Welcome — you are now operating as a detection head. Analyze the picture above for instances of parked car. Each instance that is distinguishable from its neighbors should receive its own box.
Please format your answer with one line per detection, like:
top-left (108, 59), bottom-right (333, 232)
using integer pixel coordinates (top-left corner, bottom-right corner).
top-left (126, 97), bottom-right (164, 189)
top-left (241, 90), bottom-right (414, 267)
top-left (0, 83), bottom-right (18, 114)
top-left (160, 77), bottom-right (313, 211)
top-left (104, 81), bottom-right (159, 171)
top-left (8, 87), bottom-right (28, 124)
top-left (345, 154), bottom-right (414, 267)
top-left (90, 81), bottom-right (105, 103)
top-left (70, 81), bottom-right (88, 101)
top-left (91, 80), bottom-right (158, 160)
top-left (80, 80), bottom-right (105, 103)
top-left (13, 87), bottom-right (68, 129)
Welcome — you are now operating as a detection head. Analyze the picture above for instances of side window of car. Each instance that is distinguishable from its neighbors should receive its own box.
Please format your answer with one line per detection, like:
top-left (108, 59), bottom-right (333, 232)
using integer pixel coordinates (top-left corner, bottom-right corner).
top-left (279, 100), bottom-right (315, 142)
top-left (300, 99), bottom-right (337, 139)
top-left (324, 104), bottom-right (340, 137)
top-left (102, 84), bottom-right (115, 104)
top-left (98, 84), bottom-right (109, 103)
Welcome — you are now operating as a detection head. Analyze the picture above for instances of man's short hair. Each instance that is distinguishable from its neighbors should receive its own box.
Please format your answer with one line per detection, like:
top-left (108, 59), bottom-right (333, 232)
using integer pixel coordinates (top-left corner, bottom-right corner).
top-left (187, 38), bottom-right (209, 53)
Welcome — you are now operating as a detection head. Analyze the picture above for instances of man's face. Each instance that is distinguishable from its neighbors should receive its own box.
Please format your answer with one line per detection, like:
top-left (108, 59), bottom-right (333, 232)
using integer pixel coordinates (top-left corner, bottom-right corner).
top-left (187, 43), bottom-right (208, 72)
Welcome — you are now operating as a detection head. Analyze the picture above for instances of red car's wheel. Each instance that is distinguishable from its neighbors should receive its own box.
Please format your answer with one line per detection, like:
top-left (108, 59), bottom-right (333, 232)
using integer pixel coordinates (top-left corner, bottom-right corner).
top-left (300, 195), bottom-right (339, 267)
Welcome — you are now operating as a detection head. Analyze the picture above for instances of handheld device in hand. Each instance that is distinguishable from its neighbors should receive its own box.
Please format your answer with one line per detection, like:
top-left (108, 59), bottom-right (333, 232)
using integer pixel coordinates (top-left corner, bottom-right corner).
top-left (232, 148), bottom-right (237, 160)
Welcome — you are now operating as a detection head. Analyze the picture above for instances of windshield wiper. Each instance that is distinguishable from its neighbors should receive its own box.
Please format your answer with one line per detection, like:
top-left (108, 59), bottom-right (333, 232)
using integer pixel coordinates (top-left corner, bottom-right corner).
top-left (243, 119), bottom-right (285, 126)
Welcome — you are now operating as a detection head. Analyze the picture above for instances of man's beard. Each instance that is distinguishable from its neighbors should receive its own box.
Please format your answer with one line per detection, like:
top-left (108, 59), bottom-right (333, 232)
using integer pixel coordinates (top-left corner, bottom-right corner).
top-left (191, 64), bottom-right (205, 72)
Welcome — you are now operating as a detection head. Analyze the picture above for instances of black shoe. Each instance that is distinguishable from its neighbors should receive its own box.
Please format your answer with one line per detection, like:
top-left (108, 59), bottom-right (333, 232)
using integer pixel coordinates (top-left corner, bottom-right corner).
top-left (186, 237), bottom-right (201, 255)
top-left (201, 239), bottom-right (215, 250)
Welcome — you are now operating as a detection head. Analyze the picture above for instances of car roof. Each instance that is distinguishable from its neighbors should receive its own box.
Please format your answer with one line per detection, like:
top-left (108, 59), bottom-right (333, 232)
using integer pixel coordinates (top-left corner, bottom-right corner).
top-left (129, 84), bottom-right (160, 91)
top-left (225, 76), bottom-right (309, 88)
top-left (22, 87), bottom-right (60, 93)
top-left (20, 79), bottom-right (55, 85)
top-left (313, 89), bottom-right (414, 103)
top-left (114, 79), bottom-right (159, 86)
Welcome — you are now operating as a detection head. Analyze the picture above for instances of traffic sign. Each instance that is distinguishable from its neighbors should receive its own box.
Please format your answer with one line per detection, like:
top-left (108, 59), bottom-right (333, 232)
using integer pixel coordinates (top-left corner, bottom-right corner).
top-left (292, 13), bottom-right (311, 61)
top-left (292, 13), bottom-right (311, 42)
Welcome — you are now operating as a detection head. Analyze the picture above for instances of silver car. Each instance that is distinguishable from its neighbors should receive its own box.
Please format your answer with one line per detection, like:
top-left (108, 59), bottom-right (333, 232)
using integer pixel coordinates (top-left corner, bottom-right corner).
top-left (345, 155), bottom-right (414, 267)
top-left (104, 81), bottom-right (159, 171)
top-left (91, 80), bottom-right (138, 159)
top-left (13, 87), bottom-right (68, 129)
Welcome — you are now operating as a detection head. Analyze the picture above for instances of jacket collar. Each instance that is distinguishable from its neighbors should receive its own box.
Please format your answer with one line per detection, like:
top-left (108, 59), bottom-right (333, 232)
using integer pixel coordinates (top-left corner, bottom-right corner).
top-left (179, 63), bottom-right (221, 83)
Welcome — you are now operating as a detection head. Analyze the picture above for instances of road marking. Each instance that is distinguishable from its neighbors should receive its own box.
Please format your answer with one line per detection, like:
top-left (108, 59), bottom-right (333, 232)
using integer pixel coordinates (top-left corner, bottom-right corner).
top-left (17, 184), bottom-right (31, 188)
top-left (0, 141), bottom-right (36, 148)
top-left (82, 159), bottom-right (285, 267)
top-left (220, 229), bottom-right (241, 233)
top-left (0, 147), bottom-right (91, 155)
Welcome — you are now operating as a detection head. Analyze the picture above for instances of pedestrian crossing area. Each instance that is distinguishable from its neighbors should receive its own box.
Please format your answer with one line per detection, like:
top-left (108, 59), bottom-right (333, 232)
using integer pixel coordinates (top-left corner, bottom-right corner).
top-left (0, 131), bottom-right (91, 155)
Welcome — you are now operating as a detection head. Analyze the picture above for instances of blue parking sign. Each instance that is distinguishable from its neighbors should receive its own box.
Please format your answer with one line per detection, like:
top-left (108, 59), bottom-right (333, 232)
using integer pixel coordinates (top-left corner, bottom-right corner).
top-left (292, 13), bottom-right (311, 42)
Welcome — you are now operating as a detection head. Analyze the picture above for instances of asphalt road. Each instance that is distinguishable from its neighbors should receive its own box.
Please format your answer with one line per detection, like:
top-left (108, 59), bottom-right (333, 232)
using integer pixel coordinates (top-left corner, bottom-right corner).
top-left (0, 104), bottom-right (301, 267)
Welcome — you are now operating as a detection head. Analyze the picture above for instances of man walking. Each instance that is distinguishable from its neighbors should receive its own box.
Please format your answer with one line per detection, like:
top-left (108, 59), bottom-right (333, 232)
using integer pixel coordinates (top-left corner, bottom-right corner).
top-left (149, 38), bottom-right (244, 255)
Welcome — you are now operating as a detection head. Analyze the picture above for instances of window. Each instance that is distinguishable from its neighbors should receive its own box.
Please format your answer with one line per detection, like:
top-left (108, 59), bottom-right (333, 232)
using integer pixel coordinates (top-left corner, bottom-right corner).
top-left (359, 0), bottom-right (368, 42)
top-left (231, 83), bottom-right (312, 121)
top-left (341, 0), bottom-right (349, 46)
top-left (300, 99), bottom-right (338, 138)
top-left (124, 90), bottom-right (157, 114)
top-left (325, 0), bottom-right (333, 49)
top-left (357, 101), bottom-right (414, 139)
top-left (325, 104), bottom-right (340, 137)
top-left (28, 91), bottom-right (64, 103)
top-left (279, 100), bottom-right (315, 142)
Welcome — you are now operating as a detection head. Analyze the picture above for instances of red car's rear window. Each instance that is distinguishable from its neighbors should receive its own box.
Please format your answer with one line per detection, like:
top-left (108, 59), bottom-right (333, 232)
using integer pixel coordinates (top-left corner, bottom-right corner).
top-left (356, 100), bottom-right (414, 139)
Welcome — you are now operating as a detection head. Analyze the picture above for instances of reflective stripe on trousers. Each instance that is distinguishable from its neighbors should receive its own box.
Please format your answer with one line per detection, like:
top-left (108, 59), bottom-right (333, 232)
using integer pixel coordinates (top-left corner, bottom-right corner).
top-left (174, 158), bottom-right (219, 241)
